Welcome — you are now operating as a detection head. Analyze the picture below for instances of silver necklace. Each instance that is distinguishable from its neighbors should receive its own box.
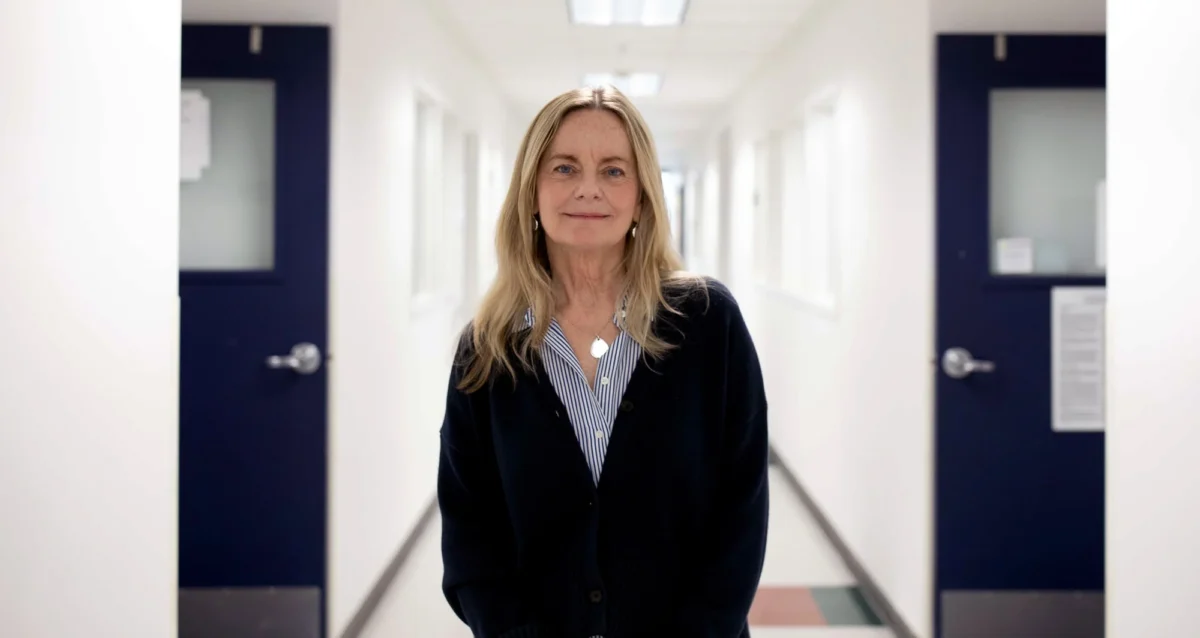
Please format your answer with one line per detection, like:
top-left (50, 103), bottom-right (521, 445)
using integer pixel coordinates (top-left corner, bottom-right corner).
top-left (558, 312), bottom-right (615, 359)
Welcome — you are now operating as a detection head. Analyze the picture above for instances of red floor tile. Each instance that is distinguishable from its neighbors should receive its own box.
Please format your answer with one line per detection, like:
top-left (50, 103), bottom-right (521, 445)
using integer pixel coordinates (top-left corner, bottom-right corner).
top-left (748, 586), bottom-right (828, 626)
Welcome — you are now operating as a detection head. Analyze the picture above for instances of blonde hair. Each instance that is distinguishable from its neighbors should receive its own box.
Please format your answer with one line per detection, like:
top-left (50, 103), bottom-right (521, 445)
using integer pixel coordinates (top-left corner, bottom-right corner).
top-left (458, 85), bottom-right (702, 392)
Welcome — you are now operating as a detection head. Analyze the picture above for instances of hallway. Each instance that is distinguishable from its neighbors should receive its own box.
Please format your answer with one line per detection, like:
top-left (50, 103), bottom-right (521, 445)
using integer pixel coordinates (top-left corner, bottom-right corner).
top-left (11, 0), bottom-right (1200, 636)
top-left (362, 465), bottom-right (894, 637)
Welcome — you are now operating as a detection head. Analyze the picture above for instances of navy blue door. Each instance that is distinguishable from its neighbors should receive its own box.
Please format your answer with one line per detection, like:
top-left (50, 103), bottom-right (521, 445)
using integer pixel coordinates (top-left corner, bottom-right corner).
top-left (935, 35), bottom-right (1106, 638)
top-left (179, 25), bottom-right (330, 637)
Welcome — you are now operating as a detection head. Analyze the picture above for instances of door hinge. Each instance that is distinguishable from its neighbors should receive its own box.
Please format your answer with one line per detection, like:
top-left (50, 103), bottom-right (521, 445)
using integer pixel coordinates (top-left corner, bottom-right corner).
top-left (994, 34), bottom-right (1007, 62)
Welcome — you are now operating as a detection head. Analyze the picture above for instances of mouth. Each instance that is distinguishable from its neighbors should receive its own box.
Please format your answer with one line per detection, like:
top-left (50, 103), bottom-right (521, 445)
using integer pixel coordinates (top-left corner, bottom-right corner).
top-left (563, 212), bottom-right (610, 220)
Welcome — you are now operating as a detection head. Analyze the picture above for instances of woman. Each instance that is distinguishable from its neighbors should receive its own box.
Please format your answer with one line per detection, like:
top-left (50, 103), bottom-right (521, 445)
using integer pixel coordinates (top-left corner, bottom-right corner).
top-left (438, 85), bottom-right (769, 638)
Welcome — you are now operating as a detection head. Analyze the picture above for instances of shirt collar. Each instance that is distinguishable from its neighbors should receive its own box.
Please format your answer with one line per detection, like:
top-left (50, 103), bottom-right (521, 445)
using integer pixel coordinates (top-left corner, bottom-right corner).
top-left (522, 296), bottom-right (628, 330)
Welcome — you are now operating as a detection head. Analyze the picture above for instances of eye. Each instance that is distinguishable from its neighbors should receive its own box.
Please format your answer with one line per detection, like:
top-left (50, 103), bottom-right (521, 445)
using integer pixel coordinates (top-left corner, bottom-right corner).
top-left (554, 164), bottom-right (574, 174)
top-left (606, 167), bottom-right (626, 178)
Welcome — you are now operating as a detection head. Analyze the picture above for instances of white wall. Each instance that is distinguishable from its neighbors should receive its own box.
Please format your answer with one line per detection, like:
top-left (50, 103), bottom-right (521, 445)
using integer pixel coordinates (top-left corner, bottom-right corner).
top-left (1107, 1), bottom-right (1199, 634)
top-left (328, 0), bottom-right (515, 633)
top-left (181, 0), bottom-right (336, 24)
top-left (704, 0), bottom-right (936, 634)
top-left (933, 0), bottom-right (1104, 32)
top-left (0, 0), bottom-right (180, 636)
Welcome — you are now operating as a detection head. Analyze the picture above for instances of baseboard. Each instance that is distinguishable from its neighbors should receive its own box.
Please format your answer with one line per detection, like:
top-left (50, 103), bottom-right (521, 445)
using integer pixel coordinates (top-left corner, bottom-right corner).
top-left (768, 446), bottom-right (918, 638)
top-left (339, 496), bottom-right (440, 638)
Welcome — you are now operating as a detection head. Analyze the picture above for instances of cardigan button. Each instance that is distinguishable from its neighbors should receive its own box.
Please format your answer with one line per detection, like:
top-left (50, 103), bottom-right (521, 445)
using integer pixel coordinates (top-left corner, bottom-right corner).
top-left (589, 590), bottom-right (603, 603)
top-left (619, 400), bottom-right (633, 413)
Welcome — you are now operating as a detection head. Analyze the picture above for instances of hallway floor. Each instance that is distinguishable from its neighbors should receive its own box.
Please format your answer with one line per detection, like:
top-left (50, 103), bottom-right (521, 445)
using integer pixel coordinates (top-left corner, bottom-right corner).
top-left (361, 466), bottom-right (895, 637)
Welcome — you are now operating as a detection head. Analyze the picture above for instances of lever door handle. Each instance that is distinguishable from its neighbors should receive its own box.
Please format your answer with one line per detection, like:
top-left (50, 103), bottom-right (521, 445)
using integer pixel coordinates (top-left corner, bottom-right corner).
top-left (266, 342), bottom-right (322, 375)
top-left (941, 347), bottom-right (995, 379)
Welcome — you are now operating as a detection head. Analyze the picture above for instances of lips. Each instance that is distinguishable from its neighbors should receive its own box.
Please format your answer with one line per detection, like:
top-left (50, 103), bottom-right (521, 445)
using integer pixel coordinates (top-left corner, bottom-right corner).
top-left (564, 213), bottom-right (609, 219)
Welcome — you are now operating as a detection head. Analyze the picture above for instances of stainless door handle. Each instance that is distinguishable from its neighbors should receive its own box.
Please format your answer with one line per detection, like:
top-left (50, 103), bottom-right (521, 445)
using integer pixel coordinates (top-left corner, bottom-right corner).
top-left (941, 347), bottom-right (995, 379)
top-left (266, 342), bottom-right (322, 375)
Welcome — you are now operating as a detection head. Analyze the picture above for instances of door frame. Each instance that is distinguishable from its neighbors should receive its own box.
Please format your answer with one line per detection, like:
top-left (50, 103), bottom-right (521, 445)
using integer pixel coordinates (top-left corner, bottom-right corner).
top-left (179, 22), bottom-right (332, 637)
top-left (933, 33), bottom-right (1107, 638)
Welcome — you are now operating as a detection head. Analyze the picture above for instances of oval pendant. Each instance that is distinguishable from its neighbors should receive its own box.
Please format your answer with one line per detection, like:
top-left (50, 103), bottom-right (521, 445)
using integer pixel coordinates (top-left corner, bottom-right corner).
top-left (589, 336), bottom-right (609, 359)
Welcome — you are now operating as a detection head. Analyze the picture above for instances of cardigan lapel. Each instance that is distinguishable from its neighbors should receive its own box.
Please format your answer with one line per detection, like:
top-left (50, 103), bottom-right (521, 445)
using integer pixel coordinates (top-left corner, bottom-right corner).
top-left (595, 335), bottom-right (679, 490)
top-left (524, 357), bottom-right (600, 494)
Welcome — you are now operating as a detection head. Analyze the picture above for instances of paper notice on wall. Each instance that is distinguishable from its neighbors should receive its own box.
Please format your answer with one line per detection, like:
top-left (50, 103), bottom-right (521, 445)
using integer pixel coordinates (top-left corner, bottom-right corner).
top-left (1051, 286), bottom-right (1106, 432)
top-left (181, 89), bottom-right (211, 182)
top-left (995, 237), bottom-right (1034, 274)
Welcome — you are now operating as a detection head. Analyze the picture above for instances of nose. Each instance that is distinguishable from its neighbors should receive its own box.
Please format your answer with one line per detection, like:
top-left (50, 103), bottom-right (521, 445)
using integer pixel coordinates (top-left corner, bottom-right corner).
top-left (574, 171), bottom-right (602, 200)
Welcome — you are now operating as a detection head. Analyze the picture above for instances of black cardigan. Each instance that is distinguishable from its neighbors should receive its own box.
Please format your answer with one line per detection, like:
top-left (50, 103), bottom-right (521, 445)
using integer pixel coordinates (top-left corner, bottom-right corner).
top-left (438, 279), bottom-right (769, 638)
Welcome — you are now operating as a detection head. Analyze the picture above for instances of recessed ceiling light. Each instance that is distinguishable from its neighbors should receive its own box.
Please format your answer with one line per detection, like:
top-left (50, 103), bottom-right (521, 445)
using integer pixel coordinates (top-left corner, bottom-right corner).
top-left (568, 0), bottom-right (689, 26)
top-left (582, 73), bottom-right (663, 97)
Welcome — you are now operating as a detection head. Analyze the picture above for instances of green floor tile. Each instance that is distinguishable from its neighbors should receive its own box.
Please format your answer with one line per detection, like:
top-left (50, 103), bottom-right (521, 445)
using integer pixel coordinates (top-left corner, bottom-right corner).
top-left (810, 586), bottom-right (884, 626)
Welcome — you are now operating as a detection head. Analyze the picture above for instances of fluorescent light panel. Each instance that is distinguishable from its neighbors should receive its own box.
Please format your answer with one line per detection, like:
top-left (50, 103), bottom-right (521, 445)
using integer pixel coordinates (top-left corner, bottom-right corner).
top-left (568, 0), bottom-right (688, 26)
top-left (583, 73), bottom-right (663, 97)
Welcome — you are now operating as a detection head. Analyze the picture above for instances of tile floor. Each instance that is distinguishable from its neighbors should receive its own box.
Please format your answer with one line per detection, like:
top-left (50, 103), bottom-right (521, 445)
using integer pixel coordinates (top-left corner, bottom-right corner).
top-left (360, 467), bottom-right (895, 637)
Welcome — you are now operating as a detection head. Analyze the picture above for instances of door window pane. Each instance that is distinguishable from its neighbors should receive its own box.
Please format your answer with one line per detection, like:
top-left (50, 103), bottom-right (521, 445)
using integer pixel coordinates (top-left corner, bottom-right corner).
top-left (989, 89), bottom-right (1106, 275)
top-left (180, 79), bottom-right (276, 271)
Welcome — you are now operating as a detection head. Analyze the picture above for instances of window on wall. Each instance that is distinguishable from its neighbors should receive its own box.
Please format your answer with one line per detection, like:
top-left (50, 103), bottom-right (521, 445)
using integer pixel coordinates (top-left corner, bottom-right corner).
top-left (441, 113), bottom-right (466, 306)
top-left (800, 99), bottom-right (836, 308)
top-left (699, 162), bottom-right (721, 275)
top-left (461, 132), bottom-right (481, 307)
top-left (413, 98), bottom-right (437, 297)
top-left (413, 96), bottom-right (446, 300)
top-left (682, 170), bottom-right (700, 262)
top-left (781, 125), bottom-right (805, 296)
top-left (477, 143), bottom-right (506, 283)
top-left (660, 169), bottom-right (684, 253)
top-left (769, 94), bottom-right (839, 311)
top-left (752, 134), bottom-right (783, 284)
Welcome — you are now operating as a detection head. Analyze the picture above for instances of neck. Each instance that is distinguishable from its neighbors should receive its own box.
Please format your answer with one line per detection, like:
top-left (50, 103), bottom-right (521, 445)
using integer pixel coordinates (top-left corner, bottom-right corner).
top-left (548, 247), bottom-right (624, 313)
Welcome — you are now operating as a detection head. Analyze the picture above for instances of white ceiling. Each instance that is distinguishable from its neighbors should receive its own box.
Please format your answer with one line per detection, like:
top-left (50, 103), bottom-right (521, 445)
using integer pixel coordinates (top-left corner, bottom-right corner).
top-left (437, 0), bottom-right (820, 135)
top-left (182, 0), bottom-right (822, 158)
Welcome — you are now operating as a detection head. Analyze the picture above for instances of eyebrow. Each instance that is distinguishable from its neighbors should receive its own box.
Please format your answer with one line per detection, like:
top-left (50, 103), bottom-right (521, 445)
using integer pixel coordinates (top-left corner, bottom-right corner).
top-left (546, 153), bottom-right (630, 165)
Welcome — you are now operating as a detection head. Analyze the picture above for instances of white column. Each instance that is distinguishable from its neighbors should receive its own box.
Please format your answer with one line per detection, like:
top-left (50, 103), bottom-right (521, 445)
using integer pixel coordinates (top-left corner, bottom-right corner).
top-left (0, 1), bottom-right (180, 637)
top-left (1108, 1), bottom-right (1200, 635)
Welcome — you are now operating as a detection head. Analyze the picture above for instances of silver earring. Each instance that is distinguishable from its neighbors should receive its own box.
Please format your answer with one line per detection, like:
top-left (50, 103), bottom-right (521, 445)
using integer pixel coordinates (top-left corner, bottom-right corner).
top-left (630, 222), bottom-right (638, 238)
top-left (534, 216), bottom-right (539, 232)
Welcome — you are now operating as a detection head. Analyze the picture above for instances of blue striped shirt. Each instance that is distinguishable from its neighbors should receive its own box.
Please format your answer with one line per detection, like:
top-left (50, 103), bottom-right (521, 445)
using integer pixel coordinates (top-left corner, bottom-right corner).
top-left (524, 307), bottom-right (641, 485)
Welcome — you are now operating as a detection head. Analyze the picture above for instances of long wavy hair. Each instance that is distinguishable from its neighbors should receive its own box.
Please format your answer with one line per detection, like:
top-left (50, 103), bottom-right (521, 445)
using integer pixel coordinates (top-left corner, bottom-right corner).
top-left (458, 85), bottom-right (702, 392)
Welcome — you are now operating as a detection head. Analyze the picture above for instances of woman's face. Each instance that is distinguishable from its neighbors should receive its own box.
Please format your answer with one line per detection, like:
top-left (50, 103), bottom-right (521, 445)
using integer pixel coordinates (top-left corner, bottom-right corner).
top-left (536, 109), bottom-right (641, 254)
